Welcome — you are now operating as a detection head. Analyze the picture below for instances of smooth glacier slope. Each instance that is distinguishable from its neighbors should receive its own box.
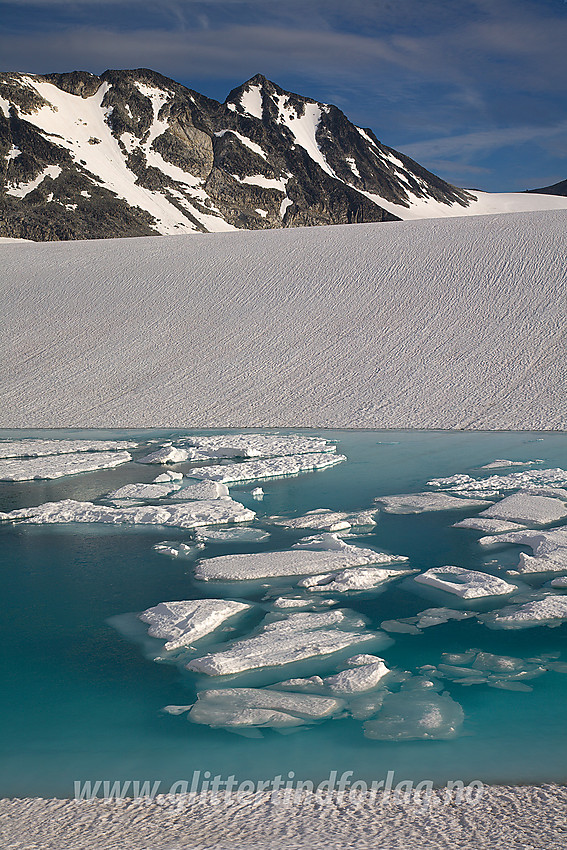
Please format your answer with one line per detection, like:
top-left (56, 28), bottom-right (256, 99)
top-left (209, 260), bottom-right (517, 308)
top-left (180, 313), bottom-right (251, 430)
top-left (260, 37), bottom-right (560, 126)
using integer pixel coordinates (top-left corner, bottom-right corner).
top-left (1, 210), bottom-right (566, 429)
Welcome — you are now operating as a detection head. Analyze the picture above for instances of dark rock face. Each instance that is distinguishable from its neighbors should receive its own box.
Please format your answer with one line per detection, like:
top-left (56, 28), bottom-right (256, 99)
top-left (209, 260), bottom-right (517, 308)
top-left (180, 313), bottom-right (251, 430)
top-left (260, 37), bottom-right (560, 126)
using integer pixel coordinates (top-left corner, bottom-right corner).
top-left (0, 68), bottom-right (474, 241)
top-left (527, 179), bottom-right (567, 197)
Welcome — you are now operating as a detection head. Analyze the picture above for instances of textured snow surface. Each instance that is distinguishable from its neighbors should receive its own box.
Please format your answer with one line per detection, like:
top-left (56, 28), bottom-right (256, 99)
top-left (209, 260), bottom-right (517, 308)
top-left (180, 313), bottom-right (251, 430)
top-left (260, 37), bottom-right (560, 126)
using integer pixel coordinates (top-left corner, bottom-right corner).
top-left (139, 600), bottom-right (251, 650)
top-left (269, 507), bottom-right (377, 531)
top-left (414, 566), bottom-right (517, 599)
top-left (481, 595), bottom-right (567, 629)
top-left (3, 211), bottom-right (567, 428)
top-left (0, 450), bottom-right (132, 481)
top-left (1, 497), bottom-right (255, 528)
top-left (298, 566), bottom-right (414, 593)
top-left (3, 785), bottom-right (567, 850)
top-left (184, 434), bottom-right (335, 458)
top-left (477, 493), bottom-right (567, 525)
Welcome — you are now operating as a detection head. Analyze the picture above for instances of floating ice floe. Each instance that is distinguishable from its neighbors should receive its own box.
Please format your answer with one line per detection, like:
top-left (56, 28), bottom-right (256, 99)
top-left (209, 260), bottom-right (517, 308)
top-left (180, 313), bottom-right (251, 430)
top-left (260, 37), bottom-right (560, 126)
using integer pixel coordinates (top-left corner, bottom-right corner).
top-left (0, 450), bottom-right (132, 481)
top-left (181, 434), bottom-right (337, 459)
top-left (363, 690), bottom-right (464, 740)
top-left (187, 686), bottom-right (345, 732)
top-left (186, 453), bottom-right (346, 484)
top-left (479, 527), bottom-right (567, 574)
top-left (153, 541), bottom-right (204, 559)
top-left (251, 488), bottom-right (264, 499)
top-left (428, 468), bottom-right (567, 494)
top-left (137, 446), bottom-right (192, 464)
top-left (453, 518), bottom-right (527, 534)
top-left (298, 565), bottom-right (415, 593)
top-left (374, 493), bottom-right (491, 514)
top-left (476, 493), bottom-right (567, 525)
top-left (551, 576), bottom-right (567, 588)
top-left (139, 599), bottom-right (251, 651)
top-left (267, 596), bottom-right (337, 610)
top-left (477, 459), bottom-right (543, 470)
top-left (1, 497), bottom-right (255, 528)
top-left (107, 481), bottom-right (182, 500)
top-left (381, 607), bottom-right (475, 634)
top-left (168, 481), bottom-right (230, 500)
top-left (414, 565), bottom-right (517, 599)
top-left (195, 528), bottom-right (270, 543)
top-left (480, 595), bottom-right (567, 629)
top-left (268, 508), bottom-right (378, 532)
top-left (154, 471), bottom-right (184, 482)
top-left (186, 610), bottom-right (391, 676)
top-left (194, 534), bottom-right (407, 581)
top-left (0, 439), bottom-right (137, 459)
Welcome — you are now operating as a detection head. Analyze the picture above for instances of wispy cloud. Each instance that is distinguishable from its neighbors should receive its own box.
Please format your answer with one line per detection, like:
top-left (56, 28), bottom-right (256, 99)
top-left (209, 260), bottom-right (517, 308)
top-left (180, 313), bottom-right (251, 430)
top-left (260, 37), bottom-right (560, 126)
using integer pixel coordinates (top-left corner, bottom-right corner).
top-left (401, 122), bottom-right (567, 162)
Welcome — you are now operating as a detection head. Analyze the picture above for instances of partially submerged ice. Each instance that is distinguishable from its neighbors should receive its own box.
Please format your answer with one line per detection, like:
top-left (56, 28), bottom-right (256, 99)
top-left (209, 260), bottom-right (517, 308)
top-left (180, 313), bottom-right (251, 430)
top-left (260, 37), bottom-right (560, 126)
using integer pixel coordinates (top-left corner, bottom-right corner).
top-left (374, 492), bottom-right (491, 514)
top-left (195, 527), bottom-right (270, 543)
top-left (186, 610), bottom-right (391, 676)
top-left (322, 656), bottom-right (390, 695)
top-left (453, 517), bottom-right (527, 534)
top-left (194, 534), bottom-right (407, 581)
top-left (363, 689), bottom-right (464, 741)
top-left (1, 497), bottom-right (255, 528)
top-left (480, 595), bottom-right (567, 629)
top-left (381, 607), bottom-right (475, 634)
top-left (414, 565), bottom-right (517, 599)
top-left (186, 452), bottom-right (346, 483)
top-left (420, 650), bottom-right (549, 689)
top-left (139, 599), bottom-right (251, 651)
top-left (0, 450), bottom-right (132, 481)
top-left (187, 687), bottom-right (345, 731)
top-left (479, 527), bottom-right (567, 574)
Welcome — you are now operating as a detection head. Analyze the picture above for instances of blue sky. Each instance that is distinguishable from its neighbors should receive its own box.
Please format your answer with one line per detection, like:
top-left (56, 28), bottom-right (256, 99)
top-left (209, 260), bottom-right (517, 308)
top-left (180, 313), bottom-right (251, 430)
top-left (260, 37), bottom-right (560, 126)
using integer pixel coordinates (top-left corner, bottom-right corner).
top-left (1, 0), bottom-right (566, 191)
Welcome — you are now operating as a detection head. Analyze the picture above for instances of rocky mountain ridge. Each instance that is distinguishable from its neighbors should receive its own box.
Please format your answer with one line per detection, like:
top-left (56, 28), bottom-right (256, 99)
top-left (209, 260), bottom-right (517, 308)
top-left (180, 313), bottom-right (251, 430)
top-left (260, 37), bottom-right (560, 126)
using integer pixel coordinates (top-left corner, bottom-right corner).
top-left (1, 67), bottom-right (476, 240)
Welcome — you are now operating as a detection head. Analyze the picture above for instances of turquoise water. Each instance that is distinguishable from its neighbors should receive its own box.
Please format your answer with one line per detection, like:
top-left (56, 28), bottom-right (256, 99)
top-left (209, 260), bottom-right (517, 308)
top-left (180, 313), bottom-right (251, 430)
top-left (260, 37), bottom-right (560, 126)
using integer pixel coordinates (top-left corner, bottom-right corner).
top-left (1, 428), bottom-right (567, 797)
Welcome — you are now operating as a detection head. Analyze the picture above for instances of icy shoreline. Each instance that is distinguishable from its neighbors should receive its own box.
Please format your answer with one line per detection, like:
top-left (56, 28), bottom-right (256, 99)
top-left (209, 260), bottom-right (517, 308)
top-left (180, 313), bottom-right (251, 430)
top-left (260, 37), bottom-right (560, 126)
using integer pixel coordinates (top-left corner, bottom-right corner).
top-left (1, 784), bottom-right (566, 849)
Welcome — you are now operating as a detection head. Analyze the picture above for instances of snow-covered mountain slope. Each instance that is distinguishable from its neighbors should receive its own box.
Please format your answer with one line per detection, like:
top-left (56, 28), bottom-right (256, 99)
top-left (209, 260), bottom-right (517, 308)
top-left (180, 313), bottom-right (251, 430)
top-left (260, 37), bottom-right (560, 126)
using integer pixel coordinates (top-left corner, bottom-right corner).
top-left (2, 209), bottom-right (566, 429)
top-left (3, 69), bottom-right (565, 240)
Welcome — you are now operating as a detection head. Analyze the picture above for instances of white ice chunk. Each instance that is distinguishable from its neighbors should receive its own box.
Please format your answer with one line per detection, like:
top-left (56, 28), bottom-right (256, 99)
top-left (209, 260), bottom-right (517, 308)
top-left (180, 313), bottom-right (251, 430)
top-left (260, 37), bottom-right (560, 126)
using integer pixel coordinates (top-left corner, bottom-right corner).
top-left (186, 452), bottom-right (346, 483)
top-left (0, 450), bottom-right (132, 481)
top-left (186, 610), bottom-right (389, 676)
top-left (477, 493), bottom-right (567, 525)
top-left (194, 538), bottom-right (406, 582)
top-left (189, 703), bottom-right (305, 729)
top-left (192, 687), bottom-right (344, 721)
top-left (323, 658), bottom-right (390, 694)
top-left (251, 487), bottom-right (264, 499)
top-left (551, 576), bottom-right (567, 587)
top-left (480, 527), bottom-right (567, 574)
top-left (375, 493), bottom-right (491, 514)
top-left (139, 599), bottom-right (251, 650)
top-left (107, 481), bottom-right (181, 500)
top-left (3, 497), bottom-right (255, 528)
top-left (195, 528), bottom-right (270, 543)
top-left (169, 481), bottom-right (230, 500)
top-left (154, 471), bottom-right (184, 482)
top-left (152, 541), bottom-right (203, 559)
top-left (268, 596), bottom-right (337, 610)
top-left (137, 446), bottom-right (192, 464)
top-left (363, 691), bottom-right (464, 740)
top-left (414, 565), bottom-right (517, 598)
top-left (428, 468), bottom-right (567, 494)
top-left (298, 565), bottom-right (414, 593)
top-left (478, 460), bottom-right (542, 470)
top-left (481, 595), bottom-right (567, 629)
top-left (270, 507), bottom-right (378, 532)
top-left (0, 439), bottom-right (136, 459)
top-left (453, 517), bottom-right (527, 533)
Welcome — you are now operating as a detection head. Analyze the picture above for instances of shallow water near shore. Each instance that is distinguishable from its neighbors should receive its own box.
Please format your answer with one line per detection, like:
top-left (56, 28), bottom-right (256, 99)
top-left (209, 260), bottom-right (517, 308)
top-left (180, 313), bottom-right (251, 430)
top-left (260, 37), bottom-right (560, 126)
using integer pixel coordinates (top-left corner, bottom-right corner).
top-left (1, 428), bottom-right (567, 798)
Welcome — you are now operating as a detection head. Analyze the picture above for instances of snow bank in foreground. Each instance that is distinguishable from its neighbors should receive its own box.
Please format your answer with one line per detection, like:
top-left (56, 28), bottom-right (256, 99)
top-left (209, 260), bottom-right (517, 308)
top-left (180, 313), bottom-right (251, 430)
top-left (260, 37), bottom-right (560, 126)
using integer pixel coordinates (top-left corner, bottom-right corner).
top-left (3, 210), bottom-right (567, 429)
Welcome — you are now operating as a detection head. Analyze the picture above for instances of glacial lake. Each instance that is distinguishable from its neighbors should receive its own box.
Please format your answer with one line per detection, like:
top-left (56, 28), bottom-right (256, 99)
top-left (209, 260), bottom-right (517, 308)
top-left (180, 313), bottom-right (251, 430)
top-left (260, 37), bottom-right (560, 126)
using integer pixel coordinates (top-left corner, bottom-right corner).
top-left (1, 428), bottom-right (567, 797)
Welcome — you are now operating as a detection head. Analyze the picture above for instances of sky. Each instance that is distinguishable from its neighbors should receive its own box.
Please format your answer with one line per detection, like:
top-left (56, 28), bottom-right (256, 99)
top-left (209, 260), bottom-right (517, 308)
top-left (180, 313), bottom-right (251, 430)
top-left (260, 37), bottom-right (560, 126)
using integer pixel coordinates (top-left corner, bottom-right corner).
top-left (1, 0), bottom-right (566, 192)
